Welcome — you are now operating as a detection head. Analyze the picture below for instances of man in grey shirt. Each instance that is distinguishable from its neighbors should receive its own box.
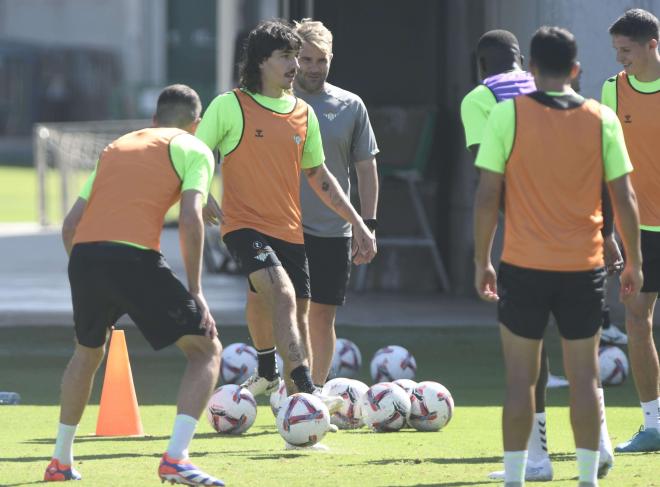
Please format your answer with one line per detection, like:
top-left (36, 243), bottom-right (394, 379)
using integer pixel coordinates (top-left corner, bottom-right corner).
top-left (242, 18), bottom-right (379, 396)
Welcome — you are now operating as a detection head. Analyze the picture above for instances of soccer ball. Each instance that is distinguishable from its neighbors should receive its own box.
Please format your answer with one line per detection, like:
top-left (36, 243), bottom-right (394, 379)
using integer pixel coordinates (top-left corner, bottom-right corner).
top-left (360, 382), bottom-right (411, 432)
top-left (322, 378), bottom-right (369, 429)
top-left (206, 385), bottom-right (257, 434)
top-left (393, 378), bottom-right (418, 395)
top-left (370, 346), bottom-right (417, 382)
top-left (599, 346), bottom-right (629, 385)
top-left (276, 393), bottom-right (331, 447)
top-left (269, 379), bottom-right (288, 416)
top-left (393, 378), bottom-right (418, 428)
top-left (220, 343), bottom-right (257, 385)
top-left (409, 381), bottom-right (454, 432)
top-left (329, 338), bottom-right (362, 379)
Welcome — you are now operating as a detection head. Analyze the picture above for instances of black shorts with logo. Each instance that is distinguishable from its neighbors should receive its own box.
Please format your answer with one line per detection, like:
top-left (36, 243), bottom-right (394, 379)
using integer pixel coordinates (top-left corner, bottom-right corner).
top-left (68, 242), bottom-right (206, 350)
top-left (304, 233), bottom-right (352, 306)
top-left (641, 230), bottom-right (660, 293)
top-left (223, 228), bottom-right (310, 299)
top-left (497, 262), bottom-right (606, 340)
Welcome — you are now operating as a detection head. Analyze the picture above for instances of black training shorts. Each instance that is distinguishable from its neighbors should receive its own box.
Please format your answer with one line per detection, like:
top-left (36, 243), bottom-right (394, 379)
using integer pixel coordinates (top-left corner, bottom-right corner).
top-left (641, 230), bottom-right (660, 293)
top-left (304, 233), bottom-right (352, 306)
top-left (223, 228), bottom-right (310, 299)
top-left (497, 262), bottom-right (605, 340)
top-left (68, 242), bottom-right (206, 350)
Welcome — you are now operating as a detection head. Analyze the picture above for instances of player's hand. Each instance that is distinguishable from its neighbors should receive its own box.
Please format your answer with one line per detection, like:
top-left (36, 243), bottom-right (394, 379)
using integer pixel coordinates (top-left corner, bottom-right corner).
top-left (475, 263), bottom-right (499, 302)
top-left (203, 194), bottom-right (224, 226)
top-left (619, 263), bottom-right (643, 304)
top-left (352, 222), bottom-right (377, 265)
top-left (191, 291), bottom-right (217, 339)
top-left (603, 235), bottom-right (624, 275)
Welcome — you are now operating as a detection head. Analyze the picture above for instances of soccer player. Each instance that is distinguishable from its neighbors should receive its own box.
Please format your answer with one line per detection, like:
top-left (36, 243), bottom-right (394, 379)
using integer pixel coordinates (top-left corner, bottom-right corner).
top-left (44, 85), bottom-right (224, 485)
top-left (473, 27), bottom-right (642, 486)
top-left (236, 19), bottom-right (379, 396)
top-left (196, 21), bottom-right (376, 408)
top-left (602, 8), bottom-right (660, 453)
top-left (461, 30), bottom-right (616, 480)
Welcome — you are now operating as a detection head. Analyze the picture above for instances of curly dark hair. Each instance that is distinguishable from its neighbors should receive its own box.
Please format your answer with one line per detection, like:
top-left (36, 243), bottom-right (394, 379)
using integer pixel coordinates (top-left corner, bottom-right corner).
top-left (238, 19), bottom-right (302, 93)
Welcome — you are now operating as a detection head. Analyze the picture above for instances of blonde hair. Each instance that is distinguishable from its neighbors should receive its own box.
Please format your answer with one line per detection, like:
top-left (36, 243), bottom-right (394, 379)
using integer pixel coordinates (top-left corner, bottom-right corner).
top-left (294, 18), bottom-right (333, 54)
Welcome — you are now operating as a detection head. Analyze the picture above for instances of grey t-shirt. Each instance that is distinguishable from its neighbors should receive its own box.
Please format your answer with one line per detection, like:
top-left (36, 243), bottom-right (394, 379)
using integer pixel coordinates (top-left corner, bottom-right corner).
top-left (297, 82), bottom-right (379, 237)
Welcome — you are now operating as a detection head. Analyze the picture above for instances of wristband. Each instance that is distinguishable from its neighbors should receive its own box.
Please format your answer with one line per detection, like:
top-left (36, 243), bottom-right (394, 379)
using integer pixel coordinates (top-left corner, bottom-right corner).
top-left (363, 218), bottom-right (378, 231)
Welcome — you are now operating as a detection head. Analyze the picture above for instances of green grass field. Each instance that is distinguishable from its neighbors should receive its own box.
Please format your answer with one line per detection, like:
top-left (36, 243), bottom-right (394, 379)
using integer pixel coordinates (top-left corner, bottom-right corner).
top-left (1, 325), bottom-right (659, 486)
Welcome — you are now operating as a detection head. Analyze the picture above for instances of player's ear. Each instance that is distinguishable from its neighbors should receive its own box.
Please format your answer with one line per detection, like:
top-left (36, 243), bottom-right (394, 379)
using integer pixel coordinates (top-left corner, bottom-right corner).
top-left (649, 38), bottom-right (658, 51)
top-left (569, 61), bottom-right (581, 80)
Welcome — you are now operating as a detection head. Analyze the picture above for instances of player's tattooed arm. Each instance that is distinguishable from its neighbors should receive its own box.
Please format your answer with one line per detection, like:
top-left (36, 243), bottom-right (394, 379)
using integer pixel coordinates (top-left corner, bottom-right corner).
top-left (304, 163), bottom-right (358, 223)
top-left (303, 164), bottom-right (377, 264)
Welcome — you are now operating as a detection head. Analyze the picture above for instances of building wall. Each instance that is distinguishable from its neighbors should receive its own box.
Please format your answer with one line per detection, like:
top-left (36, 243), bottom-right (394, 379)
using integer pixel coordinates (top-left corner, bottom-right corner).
top-left (0, 0), bottom-right (166, 90)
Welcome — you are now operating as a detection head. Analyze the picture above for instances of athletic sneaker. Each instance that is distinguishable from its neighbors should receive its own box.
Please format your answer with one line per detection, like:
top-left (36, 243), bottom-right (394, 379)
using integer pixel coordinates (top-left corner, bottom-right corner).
top-left (615, 426), bottom-right (660, 452)
top-left (327, 423), bottom-right (339, 433)
top-left (598, 449), bottom-right (613, 478)
top-left (312, 388), bottom-right (343, 414)
top-left (487, 457), bottom-right (553, 481)
top-left (158, 452), bottom-right (224, 486)
top-left (44, 458), bottom-right (82, 481)
top-left (598, 431), bottom-right (614, 478)
top-left (546, 374), bottom-right (569, 389)
top-left (284, 441), bottom-right (330, 451)
top-left (240, 373), bottom-right (281, 397)
top-left (600, 325), bottom-right (628, 346)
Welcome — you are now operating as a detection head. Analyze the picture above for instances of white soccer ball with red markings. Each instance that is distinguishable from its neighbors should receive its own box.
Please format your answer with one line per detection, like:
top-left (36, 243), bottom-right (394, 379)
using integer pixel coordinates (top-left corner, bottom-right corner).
top-left (330, 338), bottom-right (362, 379)
top-left (322, 378), bottom-right (369, 429)
top-left (370, 346), bottom-right (417, 382)
top-left (206, 385), bottom-right (257, 434)
top-left (394, 379), bottom-right (418, 427)
top-left (220, 343), bottom-right (258, 385)
top-left (393, 378), bottom-right (418, 396)
top-left (360, 382), bottom-right (411, 432)
top-left (276, 393), bottom-right (331, 447)
top-left (269, 379), bottom-right (288, 416)
top-left (599, 346), bottom-right (629, 385)
top-left (409, 381), bottom-right (454, 432)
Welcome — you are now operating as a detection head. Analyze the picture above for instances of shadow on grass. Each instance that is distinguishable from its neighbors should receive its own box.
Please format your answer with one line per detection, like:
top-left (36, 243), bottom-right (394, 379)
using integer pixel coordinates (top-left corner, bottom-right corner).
top-left (343, 456), bottom-right (502, 466)
top-left (24, 430), bottom-right (273, 445)
top-left (0, 449), bottom-right (267, 464)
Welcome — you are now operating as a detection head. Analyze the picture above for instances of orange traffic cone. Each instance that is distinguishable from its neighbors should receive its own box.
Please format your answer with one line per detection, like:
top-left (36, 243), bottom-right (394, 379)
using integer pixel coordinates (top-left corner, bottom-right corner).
top-left (95, 329), bottom-right (144, 436)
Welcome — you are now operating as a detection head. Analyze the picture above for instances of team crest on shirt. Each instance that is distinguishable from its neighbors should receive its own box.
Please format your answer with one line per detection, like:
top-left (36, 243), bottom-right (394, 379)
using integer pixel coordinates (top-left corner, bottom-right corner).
top-left (624, 114), bottom-right (632, 124)
top-left (293, 135), bottom-right (302, 145)
top-left (324, 112), bottom-right (337, 121)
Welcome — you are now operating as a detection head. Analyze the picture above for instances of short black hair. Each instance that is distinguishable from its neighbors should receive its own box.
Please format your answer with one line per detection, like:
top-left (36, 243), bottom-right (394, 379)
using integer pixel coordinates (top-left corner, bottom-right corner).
top-left (530, 26), bottom-right (577, 77)
top-left (238, 19), bottom-right (302, 93)
top-left (609, 8), bottom-right (659, 43)
top-left (477, 29), bottom-right (522, 71)
top-left (155, 84), bottom-right (201, 128)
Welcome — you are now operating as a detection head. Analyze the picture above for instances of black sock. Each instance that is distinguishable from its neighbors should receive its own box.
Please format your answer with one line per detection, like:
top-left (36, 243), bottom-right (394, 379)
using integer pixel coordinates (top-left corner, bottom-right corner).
top-left (291, 365), bottom-right (315, 394)
top-left (257, 347), bottom-right (278, 380)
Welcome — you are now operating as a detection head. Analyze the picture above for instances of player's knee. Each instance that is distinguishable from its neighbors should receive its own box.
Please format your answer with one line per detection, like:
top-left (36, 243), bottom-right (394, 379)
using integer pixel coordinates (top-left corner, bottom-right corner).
top-left (74, 343), bottom-right (105, 369)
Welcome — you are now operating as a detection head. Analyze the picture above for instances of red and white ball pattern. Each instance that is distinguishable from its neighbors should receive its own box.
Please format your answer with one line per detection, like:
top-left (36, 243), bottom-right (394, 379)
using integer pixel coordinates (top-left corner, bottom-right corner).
top-left (322, 378), bottom-right (369, 429)
top-left (360, 382), bottom-right (411, 432)
top-left (370, 346), bottom-right (417, 382)
top-left (409, 381), bottom-right (454, 432)
top-left (206, 385), bottom-right (257, 434)
top-left (276, 393), bottom-right (331, 447)
top-left (220, 343), bottom-right (257, 385)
